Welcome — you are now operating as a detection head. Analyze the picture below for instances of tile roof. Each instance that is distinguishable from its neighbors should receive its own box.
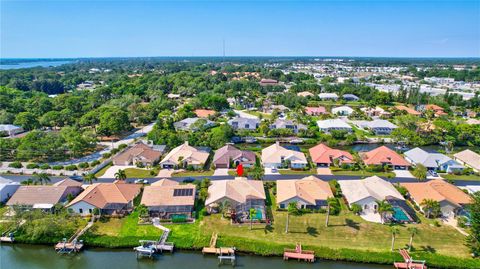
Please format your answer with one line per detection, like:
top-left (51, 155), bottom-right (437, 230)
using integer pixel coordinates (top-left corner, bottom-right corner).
top-left (395, 105), bottom-right (421, 115)
top-left (305, 106), bottom-right (327, 115)
top-left (339, 176), bottom-right (404, 204)
top-left (113, 142), bottom-right (163, 164)
top-left (7, 185), bottom-right (77, 207)
top-left (67, 182), bottom-right (141, 209)
top-left (194, 109), bottom-right (216, 118)
top-left (362, 146), bottom-right (410, 166)
top-left (206, 177), bottom-right (266, 205)
top-left (401, 179), bottom-right (472, 207)
top-left (160, 142), bottom-right (210, 166)
top-left (261, 142), bottom-right (307, 165)
top-left (309, 143), bottom-right (354, 165)
top-left (53, 178), bottom-right (83, 187)
top-left (142, 182), bottom-right (196, 207)
top-left (276, 176), bottom-right (334, 205)
top-left (213, 144), bottom-right (256, 166)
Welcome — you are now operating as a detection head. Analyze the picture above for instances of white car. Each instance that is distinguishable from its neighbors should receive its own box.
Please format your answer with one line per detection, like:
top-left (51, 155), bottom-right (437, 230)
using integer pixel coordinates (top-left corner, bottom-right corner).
top-left (134, 179), bottom-right (148, 184)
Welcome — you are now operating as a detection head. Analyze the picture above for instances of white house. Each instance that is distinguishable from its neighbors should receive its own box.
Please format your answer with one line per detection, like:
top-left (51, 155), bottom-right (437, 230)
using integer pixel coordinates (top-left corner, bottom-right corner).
top-left (228, 117), bottom-right (260, 130)
top-left (332, 106), bottom-right (354, 116)
top-left (316, 119), bottom-right (352, 133)
top-left (261, 142), bottom-right (308, 169)
top-left (0, 124), bottom-right (24, 137)
top-left (352, 119), bottom-right (398, 135)
top-left (0, 176), bottom-right (20, 203)
top-left (404, 147), bottom-right (464, 173)
top-left (318, 93), bottom-right (339, 100)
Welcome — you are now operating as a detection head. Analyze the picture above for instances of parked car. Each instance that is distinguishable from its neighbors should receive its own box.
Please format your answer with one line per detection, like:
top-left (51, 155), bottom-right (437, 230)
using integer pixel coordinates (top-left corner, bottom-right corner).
top-left (290, 138), bottom-right (304, 144)
top-left (134, 179), bottom-right (148, 184)
top-left (245, 137), bottom-right (257, 143)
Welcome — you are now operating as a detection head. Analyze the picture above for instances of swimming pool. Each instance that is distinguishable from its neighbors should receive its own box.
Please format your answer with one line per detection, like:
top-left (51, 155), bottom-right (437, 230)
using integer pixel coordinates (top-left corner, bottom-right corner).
top-left (393, 206), bottom-right (411, 222)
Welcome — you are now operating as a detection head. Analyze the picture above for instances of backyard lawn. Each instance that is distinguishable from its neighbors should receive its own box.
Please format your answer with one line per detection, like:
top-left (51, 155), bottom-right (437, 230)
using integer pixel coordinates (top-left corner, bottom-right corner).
top-left (332, 169), bottom-right (395, 178)
top-left (441, 173), bottom-right (480, 181)
top-left (171, 170), bottom-right (214, 177)
top-left (278, 168), bottom-right (316, 175)
top-left (124, 168), bottom-right (157, 178)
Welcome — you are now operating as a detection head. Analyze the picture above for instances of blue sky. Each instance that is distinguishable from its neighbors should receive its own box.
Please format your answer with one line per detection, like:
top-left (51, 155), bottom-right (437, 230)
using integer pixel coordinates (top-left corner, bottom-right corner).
top-left (1, 1), bottom-right (479, 58)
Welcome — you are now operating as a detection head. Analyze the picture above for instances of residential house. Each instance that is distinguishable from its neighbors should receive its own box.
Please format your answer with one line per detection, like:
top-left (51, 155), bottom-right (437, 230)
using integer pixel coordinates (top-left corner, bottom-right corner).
top-left (361, 146), bottom-right (411, 170)
top-left (205, 177), bottom-right (266, 220)
top-left (276, 176), bottom-right (334, 209)
top-left (0, 124), bottom-right (24, 137)
top-left (228, 117), bottom-right (260, 130)
top-left (316, 119), bottom-right (353, 133)
top-left (309, 143), bottom-right (354, 167)
top-left (342, 94), bottom-right (360, 101)
top-left (270, 119), bottom-right (307, 134)
top-left (305, 106), bottom-right (327, 116)
top-left (394, 105), bottom-right (421, 116)
top-left (67, 182), bottom-right (141, 216)
top-left (297, 91), bottom-right (314, 98)
top-left (112, 142), bottom-right (165, 167)
top-left (339, 176), bottom-right (409, 222)
top-left (212, 144), bottom-right (256, 168)
top-left (159, 141), bottom-right (210, 169)
top-left (261, 142), bottom-right (308, 169)
top-left (194, 109), bottom-right (216, 118)
top-left (332, 106), bottom-right (354, 116)
top-left (259, 78), bottom-right (278, 86)
top-left (7, 184), bottom-right (83, 212)
top-left (141, 179), bottom-right (196, 219)
top-left (401, 179), bottom-right (472, 217)
top-left (0, 176), bottom-right (20, 203)
top-left (360, 106), bottom-right (390, 118)
top-left (173, 117), bottom-right (214, 131)
top-left (453, 149), bottom-right (480, 173)
top-left (318, 93), bottom-right (339, 101)
top-left (352, 119), bottom-right (398, 135)
top-left (417, 104), bottom-right (447, 117)
top-left (404, 147), bottom-right (464, 173)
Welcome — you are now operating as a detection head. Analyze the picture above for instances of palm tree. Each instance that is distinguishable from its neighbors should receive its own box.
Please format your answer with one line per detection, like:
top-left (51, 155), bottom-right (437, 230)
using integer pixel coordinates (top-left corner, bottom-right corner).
top-left (420, 199), bottom-right (441, 218)
top-left (390, 226), bottom-right (400, 252)
top-left (114, 169), bottom-right (127, 181)
top-left (376, 200), bottom-right (394, 224)
top-left (285, 201), bottom-right (298, 233)
top-left (325, 197), bottom-right (336, 227)
top-left (249, 208), bottom-right (257, 230)
top-left (21, 178), bottom-right (34, 185)
top-left (83, 174), bottom-right (97, 185)
top-left (250, 166), bottom-right (264, 181)
top-left (412, 164), bottom-right (427, 181)
top-left (407, 227), bottom-right (418, 251)
top-left (34, 173), bottom-right (51, 185)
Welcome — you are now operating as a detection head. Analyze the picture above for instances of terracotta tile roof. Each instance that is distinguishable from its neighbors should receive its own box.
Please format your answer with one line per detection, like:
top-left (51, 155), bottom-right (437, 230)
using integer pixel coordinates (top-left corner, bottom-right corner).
top-left (395, 105), bottom-right (421, 115)
top-left (194, 109), bottom-right (216, 118)
top-left (305, 106), bottom-right (327, 115)
top-left (67, 183), bottom-right (141, 209)
top-left (361, 146), bottom-right (410, 167)
top-left (276, 176), bottom-right (334, 205)
top-left (53, 178), bottom-right (83, 187)
top-left (309, 143), bottom-right (354, 165)
top-left (113, 143), bottom-right (163, 164)
top-left (151, 178), bottom-right (180, 187)
top-left (213, 144), bottom-right (256, 166)
top-left (7, 185), bottom-right (79, 207)
top-left (141, 182), bottom-right (196, 207)
top-left (401, 179), bottom-right (472, 207)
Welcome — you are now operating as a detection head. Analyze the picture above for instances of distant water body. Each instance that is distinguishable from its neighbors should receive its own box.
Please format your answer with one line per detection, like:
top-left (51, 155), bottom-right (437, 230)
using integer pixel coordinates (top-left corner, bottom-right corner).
top-left (0, 60), bottom-right (72, 69)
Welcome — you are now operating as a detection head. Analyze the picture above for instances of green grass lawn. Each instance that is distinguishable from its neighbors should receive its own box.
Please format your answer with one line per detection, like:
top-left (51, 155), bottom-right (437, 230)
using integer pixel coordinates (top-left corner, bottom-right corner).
top-left (124, 168), bottom-right (157, 178)
top-left (331, 170), bottom-right (395, 178)
top-left (171, 170), bottom-right (214, 177)
top-left (441, 173), bottom-right (480, 181)
top-left (278, 168), bottom-right (316, 175)
top-left (94, 163), bottom-right (112, 177)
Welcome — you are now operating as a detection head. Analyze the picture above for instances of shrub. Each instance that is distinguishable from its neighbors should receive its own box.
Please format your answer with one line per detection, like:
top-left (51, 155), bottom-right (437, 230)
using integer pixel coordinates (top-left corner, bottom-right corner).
top-left (26, 163), bottom-right (39, 169)
top-left (118, 144), bottom-right (128, 150)
top-left (102, 153), bottom-right (112, 158)
top-left (111, 148), bottom-right (120, 154)
top-left (457, 216), bottom-right (467, 228)
top-left (65, 164), bottom-right (78, 171)
top-left (91, 160), bottom-right (101, 166)
top-left (52, 165), bottom-right (64, 170)
top-left (9, 161), bottom-right (23, 168)
top-left (78, 162), bottom-right (89, 169)
top-left (39, 164), bottom-right (51, 169)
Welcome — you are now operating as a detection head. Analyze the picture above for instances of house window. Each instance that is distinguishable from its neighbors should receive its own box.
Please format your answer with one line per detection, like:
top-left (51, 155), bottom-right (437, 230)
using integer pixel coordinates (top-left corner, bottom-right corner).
top-left (364, 204), bottom-right (368, 210)
top-left (280, 204), bottom-right (285, 209)
top-left (79, 208), bottom-right (83, 214)
top-left (89, 209), bottom-right (93, 213)
top-left (245, 124), bottom-right (249, 129)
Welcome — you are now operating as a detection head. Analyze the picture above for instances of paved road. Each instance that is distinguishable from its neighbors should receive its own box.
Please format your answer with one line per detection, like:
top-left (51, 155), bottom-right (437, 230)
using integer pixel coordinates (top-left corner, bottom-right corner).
top-left (2, 174), bottom-right (480, 187)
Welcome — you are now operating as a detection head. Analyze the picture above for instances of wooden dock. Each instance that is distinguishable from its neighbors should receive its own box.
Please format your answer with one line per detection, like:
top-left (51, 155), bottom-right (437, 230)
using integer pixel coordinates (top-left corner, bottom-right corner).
top-left (0, 236), bottom-right (14, 243)
top-left (394, 249), bottom-right (427, 269)
top-left (202, 232), bottom-right (235, 256)
top-left (134, 219), bottom-right (175, 258)
top-left (55, 217), bottom-right (94, 254)
top-left (283, 244), bottom-right (315, 263)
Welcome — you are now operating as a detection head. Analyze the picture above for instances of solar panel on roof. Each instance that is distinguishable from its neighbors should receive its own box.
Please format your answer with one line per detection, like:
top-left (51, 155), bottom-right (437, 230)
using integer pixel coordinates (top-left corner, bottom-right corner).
top-left (173, 188), bottom-right (193, 196)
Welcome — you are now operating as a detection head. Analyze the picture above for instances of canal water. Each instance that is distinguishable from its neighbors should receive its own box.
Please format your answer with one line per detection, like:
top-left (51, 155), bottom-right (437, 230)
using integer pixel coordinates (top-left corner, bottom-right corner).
top-left (1, 244), bottom-right (391, 269)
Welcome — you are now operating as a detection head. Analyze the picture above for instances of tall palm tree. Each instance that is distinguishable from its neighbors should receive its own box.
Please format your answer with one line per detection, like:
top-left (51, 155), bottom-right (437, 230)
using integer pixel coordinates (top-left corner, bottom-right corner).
top-left (376, 200), bottom-right (394, 224)
top-left (390, 226), bottom-right (400, 252)
top-left (325, 197), bottom-right (336, 228)
top-left (83, 174), bottom-right (97, 185)
top-left (412, 164), bottom-right (427, 181)
top-left (407, 227), bottom-right (418, 251)
top-left (114, 169), bottom-right (127, 181)
top-left (285, 201), bottom-right (298, 234)
top-left (249, 208), bottom-right (257, 230)
top-left (420, 199), bottom-right (441, 218)
top-left (34, 173), bottom-right (51, 185)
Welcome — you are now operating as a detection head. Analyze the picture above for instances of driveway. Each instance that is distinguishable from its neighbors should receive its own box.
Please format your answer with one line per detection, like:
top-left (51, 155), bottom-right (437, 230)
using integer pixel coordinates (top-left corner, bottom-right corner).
top-left (157, 169), bottom-right (175, 178)
top-left (393, 170), bottom-right (414, 178)
top-left (213, 168), bottom-right (229, 176)
top-left (100, 165), bottom-right (136, 178)
top-left (359, 212), bottom-right (382, 223)
top-left (317, 168), bottom-right (333, 175)
top-left (264, 167), bottom-right (280, 175)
